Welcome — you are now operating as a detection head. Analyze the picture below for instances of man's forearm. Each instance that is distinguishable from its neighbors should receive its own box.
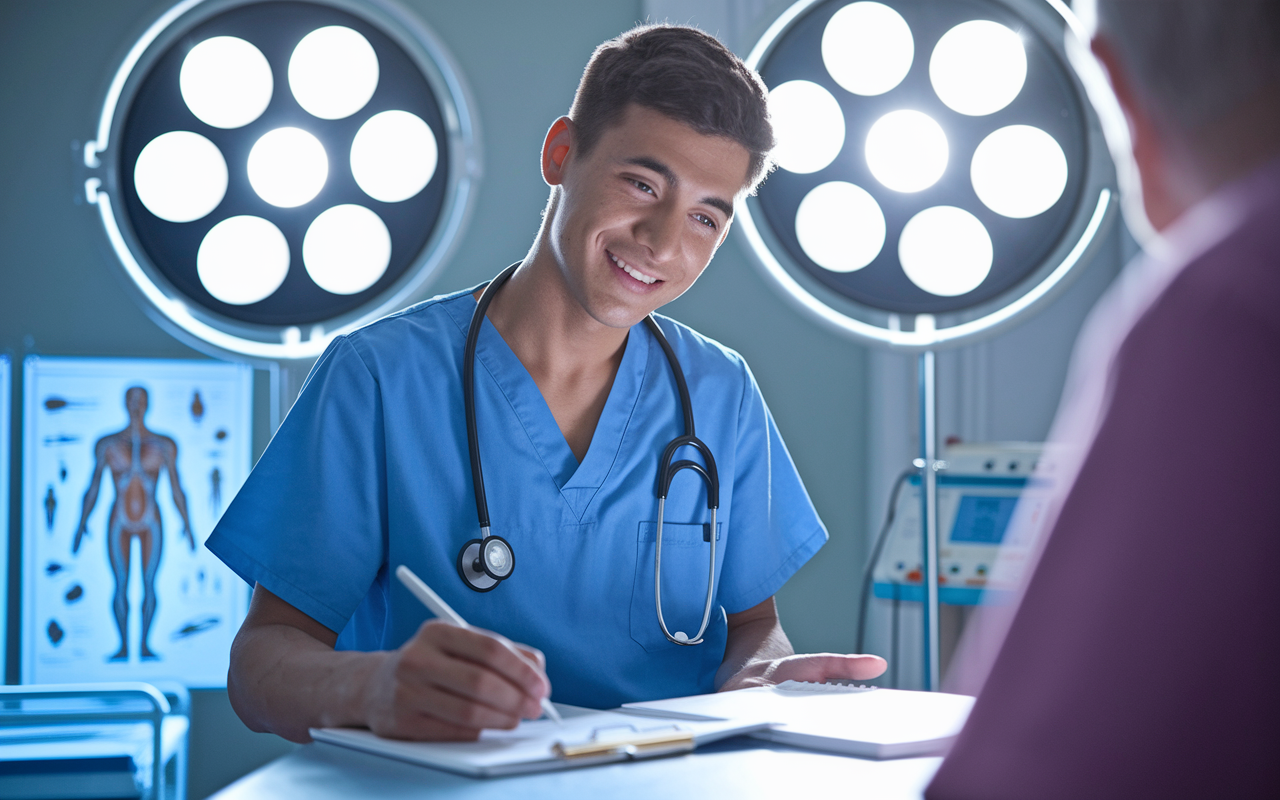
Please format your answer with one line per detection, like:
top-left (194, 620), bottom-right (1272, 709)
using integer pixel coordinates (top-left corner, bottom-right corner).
top-left (228, 621), bottom-right (384, 743)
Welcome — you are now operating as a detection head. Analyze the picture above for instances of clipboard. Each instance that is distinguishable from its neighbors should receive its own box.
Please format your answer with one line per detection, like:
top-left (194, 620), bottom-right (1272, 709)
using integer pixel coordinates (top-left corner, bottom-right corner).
top-left (310, 705), bottom-right (771, 777)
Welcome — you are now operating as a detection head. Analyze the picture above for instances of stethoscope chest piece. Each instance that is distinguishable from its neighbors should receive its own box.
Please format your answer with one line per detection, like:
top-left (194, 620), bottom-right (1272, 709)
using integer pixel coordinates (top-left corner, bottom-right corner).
top-left (457, 534), bottom-right (515, 592)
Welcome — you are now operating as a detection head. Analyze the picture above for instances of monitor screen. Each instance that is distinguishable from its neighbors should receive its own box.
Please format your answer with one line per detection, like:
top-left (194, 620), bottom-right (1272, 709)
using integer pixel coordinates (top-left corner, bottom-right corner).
top-left (949, 494), bottom-right (1019, 544)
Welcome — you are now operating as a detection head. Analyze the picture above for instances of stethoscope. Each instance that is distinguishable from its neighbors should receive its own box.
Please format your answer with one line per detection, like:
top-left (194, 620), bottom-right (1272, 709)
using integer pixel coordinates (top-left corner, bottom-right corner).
top-left (458, 264), bottom-right (721, 646)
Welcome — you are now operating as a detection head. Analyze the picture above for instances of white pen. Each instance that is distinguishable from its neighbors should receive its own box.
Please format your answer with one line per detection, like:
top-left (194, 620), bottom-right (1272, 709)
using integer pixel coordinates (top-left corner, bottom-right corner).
top-left (395, 564), bottom-right (563, 726)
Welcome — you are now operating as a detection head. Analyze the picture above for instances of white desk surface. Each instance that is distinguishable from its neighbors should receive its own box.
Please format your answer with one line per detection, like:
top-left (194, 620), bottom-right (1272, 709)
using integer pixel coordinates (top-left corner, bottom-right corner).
top-left (212, 738), bottom-right (942, 799)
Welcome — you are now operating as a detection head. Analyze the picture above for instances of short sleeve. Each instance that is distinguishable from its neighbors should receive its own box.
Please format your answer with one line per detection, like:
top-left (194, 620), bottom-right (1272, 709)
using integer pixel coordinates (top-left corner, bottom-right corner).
top-left (716, 361), bottom-right (827, 613)
top-left (206, 336), bottom-right (387, 633)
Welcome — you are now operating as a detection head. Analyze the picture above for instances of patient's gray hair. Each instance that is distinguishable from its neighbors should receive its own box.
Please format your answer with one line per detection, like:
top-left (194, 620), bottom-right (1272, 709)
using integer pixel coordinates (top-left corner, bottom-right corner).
top-left (1084, 0), bottom-right (1280, 132)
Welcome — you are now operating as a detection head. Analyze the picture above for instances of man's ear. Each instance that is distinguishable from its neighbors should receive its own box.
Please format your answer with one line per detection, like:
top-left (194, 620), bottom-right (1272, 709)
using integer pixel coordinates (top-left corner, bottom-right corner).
top-left (542, 117), bottom-right (574, 186)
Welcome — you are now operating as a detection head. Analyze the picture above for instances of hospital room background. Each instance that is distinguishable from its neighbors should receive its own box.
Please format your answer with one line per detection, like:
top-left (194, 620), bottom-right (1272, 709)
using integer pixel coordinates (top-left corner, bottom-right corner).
top-left (0, 0), bottom-right (1137, 795)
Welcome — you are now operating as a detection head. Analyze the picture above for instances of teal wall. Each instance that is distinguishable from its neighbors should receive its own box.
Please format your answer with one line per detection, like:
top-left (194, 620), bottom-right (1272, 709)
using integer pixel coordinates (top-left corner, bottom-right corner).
top-left (1, 0), bottom-right (876, 795)
top-left (0, 0), bottom-right (1119, 795)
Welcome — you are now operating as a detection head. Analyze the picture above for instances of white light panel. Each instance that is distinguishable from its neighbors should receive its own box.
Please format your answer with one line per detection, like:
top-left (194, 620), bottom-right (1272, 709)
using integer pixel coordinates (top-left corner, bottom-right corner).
top-left (821, 2), bottom-right (914, 97)
top-left (247, 127), bottom-right (329, 208)
top-left (197, 215), bottom-right (290, 304)
top-left (769, 80), bottom-right (846, 174)
top-left (302, 204), bottom-right (392, 294)
top-left (179, 36), bottom-right (273, 129)
top-left (350, 110), bottom-right (438, 203)
top-left (865, 109), bottom-right (948, 192)
top-left (288, 25), bottom-right (380, 120)
top-left (795, 181), bottom-right (886, 272)
top-left (971, 125), bottom-right (1068, 218)
top-left (930, 20), bottom-right (1027, 116)
top-left (898, 205), bottom-right (993, 296)
top-left (133, 131), bottom-right (228, 222)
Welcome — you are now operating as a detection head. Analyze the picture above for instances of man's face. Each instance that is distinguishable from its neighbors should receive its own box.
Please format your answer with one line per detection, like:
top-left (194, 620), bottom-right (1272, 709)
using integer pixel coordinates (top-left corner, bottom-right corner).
top-left (545, 104), bottom-right (752, 329)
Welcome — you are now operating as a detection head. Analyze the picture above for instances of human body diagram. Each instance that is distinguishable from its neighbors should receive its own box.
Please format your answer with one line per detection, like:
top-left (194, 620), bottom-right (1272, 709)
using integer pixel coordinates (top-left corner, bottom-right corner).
top-left (73, 387), bottom-right (195, 661)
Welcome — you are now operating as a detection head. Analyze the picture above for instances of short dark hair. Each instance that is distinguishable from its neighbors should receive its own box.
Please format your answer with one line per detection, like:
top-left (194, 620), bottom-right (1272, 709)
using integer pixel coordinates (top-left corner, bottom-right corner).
top-left (568, 24), bottom-right (774, 192)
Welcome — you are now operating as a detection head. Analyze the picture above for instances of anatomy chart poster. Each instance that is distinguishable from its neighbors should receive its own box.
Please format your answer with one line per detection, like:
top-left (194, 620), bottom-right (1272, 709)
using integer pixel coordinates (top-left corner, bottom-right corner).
top-left (23, 357), bottom-right (252, 686)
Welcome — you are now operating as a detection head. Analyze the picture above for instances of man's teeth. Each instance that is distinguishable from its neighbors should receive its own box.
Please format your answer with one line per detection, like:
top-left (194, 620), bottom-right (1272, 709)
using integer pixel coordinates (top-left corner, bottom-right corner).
top-left (610, 253), bottom-right (658, 285)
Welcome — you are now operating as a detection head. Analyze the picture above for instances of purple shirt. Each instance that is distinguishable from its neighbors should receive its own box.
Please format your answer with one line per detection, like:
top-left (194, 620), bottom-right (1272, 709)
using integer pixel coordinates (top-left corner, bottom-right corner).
top-left (928, 162), bottom-right (1280, 799)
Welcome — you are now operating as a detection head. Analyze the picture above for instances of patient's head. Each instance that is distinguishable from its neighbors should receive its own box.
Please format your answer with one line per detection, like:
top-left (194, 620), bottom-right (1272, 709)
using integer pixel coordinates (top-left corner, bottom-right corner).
top-left (1084, 0), bottom-right (1280, 228)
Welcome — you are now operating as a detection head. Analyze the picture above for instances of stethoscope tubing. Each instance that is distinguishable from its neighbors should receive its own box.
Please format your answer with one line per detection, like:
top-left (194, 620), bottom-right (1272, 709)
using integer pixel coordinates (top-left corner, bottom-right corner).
top-left (461, 264), bottom-right (721, 647)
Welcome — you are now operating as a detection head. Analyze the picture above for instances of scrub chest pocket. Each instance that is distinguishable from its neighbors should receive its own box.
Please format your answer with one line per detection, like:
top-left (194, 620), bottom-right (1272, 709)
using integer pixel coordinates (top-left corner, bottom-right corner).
top-left (630, 521), bottom-right (723, 653)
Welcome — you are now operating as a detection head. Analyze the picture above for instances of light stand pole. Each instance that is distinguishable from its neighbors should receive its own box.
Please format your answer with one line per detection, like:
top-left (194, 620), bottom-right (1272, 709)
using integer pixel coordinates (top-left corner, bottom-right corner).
top-left (918, 349), bottom-right (941, 691)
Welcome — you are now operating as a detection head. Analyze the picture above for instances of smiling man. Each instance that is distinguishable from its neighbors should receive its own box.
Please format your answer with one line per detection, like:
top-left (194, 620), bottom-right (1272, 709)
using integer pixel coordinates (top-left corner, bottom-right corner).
top-left (207, 24), bottom-right (885, 744)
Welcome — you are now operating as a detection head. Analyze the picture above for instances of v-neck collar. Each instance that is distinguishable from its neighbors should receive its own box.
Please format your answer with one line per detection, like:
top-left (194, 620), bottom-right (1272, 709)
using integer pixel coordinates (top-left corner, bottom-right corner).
top-left (447, 293), bottom-right (651, 520)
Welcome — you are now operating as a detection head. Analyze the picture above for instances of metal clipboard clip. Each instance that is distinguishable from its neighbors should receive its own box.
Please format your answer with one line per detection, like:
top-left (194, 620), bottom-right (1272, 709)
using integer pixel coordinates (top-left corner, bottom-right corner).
top-left (552, 724), bottom-right (695, 760)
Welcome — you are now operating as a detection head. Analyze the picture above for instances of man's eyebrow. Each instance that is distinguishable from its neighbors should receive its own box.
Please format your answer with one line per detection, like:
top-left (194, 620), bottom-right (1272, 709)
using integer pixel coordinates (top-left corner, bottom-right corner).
top-left (624, 156), bottom-right (735, 219)
top-left (625, 156), bottom-right (678, 187)
top-left (702, 196), bottom-right (735, 219)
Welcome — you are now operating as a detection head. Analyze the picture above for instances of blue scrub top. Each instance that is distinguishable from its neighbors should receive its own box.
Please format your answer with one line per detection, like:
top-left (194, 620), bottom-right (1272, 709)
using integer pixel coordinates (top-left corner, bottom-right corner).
top-left (208, 287), bottom-right (826, 709)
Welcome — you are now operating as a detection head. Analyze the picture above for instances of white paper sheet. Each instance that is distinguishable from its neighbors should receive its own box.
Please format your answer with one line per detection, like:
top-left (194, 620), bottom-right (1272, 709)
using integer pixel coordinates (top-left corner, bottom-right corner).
top-left (623, 682), bottom-right (975, 758)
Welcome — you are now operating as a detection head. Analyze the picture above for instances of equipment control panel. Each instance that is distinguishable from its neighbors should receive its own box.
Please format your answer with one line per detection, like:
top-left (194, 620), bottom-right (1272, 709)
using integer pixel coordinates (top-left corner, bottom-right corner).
top-left (874, 442), bottom-right (1049, 605)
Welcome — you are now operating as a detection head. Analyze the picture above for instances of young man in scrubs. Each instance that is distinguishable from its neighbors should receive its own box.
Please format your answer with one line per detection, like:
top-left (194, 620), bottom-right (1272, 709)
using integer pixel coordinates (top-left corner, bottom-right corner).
top-left (209, 25), bottom-right (886, 743)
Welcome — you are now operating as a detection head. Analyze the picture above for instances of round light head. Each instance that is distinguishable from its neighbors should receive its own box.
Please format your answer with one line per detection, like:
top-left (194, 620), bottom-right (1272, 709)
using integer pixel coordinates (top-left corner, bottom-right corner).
top-left (738, 0), bottom-right (1112, 345)
top-left (303, 204), bottom-right (392, 294)
top-left (197, 216), bottom-right (290, 305)
top-left (94, 0), bottom-right (476, 359)
top-left (795, 181), bottom-right (885, 272)
top-left (246, 127), bottom-right (328, 208)
top-left (898, 206), bottom-right (993, 296)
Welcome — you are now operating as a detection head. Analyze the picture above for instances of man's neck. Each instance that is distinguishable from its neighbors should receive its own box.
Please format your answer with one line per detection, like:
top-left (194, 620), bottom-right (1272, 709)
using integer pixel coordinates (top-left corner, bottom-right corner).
top-left (483, 240), bottom-right (629, 382)
top-left (478, 235), bottom-right (630, 463)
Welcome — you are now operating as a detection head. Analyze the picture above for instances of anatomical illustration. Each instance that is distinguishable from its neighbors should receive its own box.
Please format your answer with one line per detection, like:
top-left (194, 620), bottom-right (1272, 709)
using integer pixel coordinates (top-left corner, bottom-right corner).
top-left (73, 387), bottom-right (196, 661)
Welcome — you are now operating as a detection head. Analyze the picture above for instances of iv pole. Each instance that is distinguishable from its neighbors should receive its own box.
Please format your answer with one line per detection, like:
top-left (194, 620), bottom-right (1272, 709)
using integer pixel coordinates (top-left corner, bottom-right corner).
top-left (918, 349), bottom-right (941, 692)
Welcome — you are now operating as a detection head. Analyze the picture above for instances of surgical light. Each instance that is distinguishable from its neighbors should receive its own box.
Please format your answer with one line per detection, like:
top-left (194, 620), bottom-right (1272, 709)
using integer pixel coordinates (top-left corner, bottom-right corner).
top-left (898, 206), bottom-right (993, 296)
top-left (971, 124), bottom-right (1068, 218)
top-left (84, 0), bottom-right (477, 360)
top-left (740, 0), bottom-right (1117, 692)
